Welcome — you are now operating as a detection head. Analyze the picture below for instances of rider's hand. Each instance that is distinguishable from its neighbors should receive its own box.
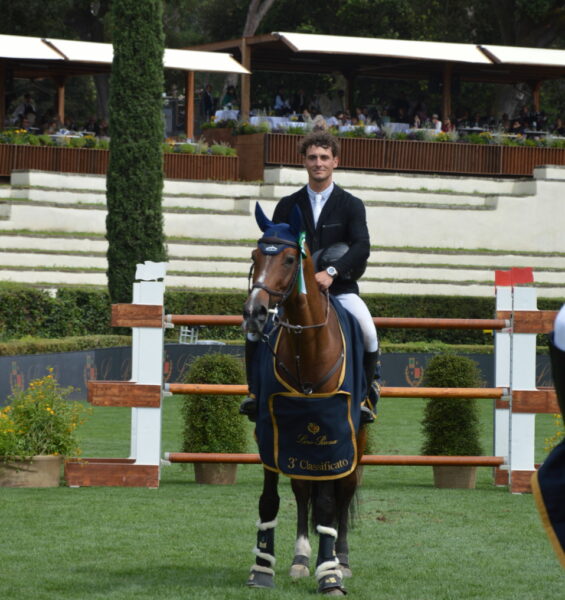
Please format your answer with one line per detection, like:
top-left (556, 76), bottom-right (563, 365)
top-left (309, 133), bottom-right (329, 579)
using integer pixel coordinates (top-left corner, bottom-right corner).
top-left (315, 270), bottom-right (333, 291)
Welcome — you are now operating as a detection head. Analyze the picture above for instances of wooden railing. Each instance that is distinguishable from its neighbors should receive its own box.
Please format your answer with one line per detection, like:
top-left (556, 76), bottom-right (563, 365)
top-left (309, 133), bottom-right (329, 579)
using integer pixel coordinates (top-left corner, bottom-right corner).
top-left (3, 135), bottom-right (565, 180)
top-left (265, 133), bottom-right (565, 177)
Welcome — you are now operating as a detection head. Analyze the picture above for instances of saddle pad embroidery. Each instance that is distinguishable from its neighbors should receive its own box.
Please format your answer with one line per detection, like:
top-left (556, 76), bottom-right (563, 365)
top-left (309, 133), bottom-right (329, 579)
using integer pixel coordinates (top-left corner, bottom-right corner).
top-left (256, 391), bottom-right (357, 480)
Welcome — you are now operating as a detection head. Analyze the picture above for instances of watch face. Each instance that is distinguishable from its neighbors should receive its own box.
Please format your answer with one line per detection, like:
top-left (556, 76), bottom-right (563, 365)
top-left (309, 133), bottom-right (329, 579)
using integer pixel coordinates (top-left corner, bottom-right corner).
top-left (326, 266), bottom-right (337, 277)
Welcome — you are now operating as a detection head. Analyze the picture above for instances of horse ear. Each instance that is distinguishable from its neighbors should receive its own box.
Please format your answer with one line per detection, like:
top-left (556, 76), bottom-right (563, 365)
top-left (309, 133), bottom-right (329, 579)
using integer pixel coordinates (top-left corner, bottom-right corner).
top-left (289, 204), bottom-right (303, 237)
top-left (255, 202), bottom-right (273, 232)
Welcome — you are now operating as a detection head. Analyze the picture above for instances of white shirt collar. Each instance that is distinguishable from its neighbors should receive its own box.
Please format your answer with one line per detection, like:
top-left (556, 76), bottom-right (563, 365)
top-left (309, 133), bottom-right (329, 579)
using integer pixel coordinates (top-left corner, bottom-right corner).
top-left (307, 182), bottom-right (334, 203)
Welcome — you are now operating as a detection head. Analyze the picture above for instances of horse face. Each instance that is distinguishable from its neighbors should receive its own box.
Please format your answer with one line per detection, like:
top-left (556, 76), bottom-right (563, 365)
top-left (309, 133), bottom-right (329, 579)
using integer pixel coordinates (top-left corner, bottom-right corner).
top-left (242, 245), bottom-right (299, 335)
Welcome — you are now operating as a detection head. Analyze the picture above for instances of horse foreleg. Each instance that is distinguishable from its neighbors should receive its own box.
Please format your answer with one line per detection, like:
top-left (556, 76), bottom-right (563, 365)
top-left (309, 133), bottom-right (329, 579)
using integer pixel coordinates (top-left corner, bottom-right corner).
top-left (313, 481), bottom-right (346, 596)
top-left (247, 468), bottom-right (279, 589)
top-left (335, 472), bottom-right (358, 578)
top-left (290, 479), bottom-right (312, 579)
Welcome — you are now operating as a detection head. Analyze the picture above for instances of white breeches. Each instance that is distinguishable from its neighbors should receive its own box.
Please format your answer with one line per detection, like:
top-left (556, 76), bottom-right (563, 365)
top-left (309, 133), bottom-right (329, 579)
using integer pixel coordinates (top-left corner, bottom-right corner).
top-left (334, 293), bottom-right (378, 353)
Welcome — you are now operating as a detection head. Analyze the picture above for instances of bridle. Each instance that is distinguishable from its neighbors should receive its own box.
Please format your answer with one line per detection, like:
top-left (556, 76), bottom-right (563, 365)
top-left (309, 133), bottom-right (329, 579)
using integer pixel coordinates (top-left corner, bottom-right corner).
top-left (247, 234), bottom-right (344, 394)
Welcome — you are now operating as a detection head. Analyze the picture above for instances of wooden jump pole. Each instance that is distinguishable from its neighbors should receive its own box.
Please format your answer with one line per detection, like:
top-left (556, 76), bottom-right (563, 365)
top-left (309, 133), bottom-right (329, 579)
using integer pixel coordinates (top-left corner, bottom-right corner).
top-left (165, 383), bottom-right (506, 399)
top-left (164, 452), bottom-right (505, 467)
top-left (165, 314), bottom-right (509, 330)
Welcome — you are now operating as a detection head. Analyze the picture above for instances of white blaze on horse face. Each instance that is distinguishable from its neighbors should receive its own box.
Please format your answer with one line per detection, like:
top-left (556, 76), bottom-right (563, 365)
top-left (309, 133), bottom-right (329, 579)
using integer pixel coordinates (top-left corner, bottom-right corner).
top-left (295, 535), bottom-right (312, 558)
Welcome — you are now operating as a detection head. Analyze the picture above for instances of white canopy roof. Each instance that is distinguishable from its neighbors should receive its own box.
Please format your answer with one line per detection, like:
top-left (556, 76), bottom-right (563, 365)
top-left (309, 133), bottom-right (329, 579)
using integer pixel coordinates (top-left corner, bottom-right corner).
top-left (275, 32), bottom-right (492, 65)
top-left (0, 34), bottom-right (249, 74)
top-left (274, 31), bottom-right (565, 71)
top-left (0, 34), bottom-right (63, 61)
top-left (481, 44), bottom-right (565, 67)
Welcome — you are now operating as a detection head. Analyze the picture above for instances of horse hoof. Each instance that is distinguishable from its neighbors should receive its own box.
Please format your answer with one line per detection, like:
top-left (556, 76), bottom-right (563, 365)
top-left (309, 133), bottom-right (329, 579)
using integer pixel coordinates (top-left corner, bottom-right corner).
top-left (290, 564), bottom-right (310, 579)
top-left (247, 569), bottom-right (275, 589)
top-left (339, 564), bottom-right (352, 578)
top-left (318, 573), bottom-right (346, 595)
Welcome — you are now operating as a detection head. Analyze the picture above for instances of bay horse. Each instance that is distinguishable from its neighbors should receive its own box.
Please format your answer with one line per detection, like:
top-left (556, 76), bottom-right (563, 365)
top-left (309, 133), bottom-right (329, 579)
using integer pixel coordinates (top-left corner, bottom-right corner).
top-left (242, 203), bottom-right (368, 596)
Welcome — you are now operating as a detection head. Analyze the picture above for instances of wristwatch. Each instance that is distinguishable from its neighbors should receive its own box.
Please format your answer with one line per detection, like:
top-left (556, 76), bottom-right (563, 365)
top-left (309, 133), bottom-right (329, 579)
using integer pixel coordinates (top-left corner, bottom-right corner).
top-left (326, 266), bottom-right (338, 278)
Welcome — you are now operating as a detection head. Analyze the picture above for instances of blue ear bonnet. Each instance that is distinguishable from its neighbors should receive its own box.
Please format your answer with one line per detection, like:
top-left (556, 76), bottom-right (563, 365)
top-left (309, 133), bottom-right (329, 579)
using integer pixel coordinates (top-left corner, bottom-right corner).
top-left (255, 202), bottom-right (303, 255)
top-left (258, 222), bottom-right (297, 255)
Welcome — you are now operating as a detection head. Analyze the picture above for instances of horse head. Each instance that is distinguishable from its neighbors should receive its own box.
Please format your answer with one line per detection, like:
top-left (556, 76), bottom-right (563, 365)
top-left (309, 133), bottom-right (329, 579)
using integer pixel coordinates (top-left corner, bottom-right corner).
top-left (242, 202), bottom-right (305, 336)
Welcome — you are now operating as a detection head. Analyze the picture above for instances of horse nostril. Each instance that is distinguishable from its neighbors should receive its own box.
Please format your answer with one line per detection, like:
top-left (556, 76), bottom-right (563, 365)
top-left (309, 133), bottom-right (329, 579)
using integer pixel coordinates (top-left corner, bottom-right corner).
top-left (257, 305), bottom-right (268, 322)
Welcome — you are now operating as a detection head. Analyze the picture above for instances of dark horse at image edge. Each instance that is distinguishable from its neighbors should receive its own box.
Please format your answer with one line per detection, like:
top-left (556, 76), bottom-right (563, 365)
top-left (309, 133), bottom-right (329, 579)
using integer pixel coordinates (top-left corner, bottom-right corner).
top-left (242, 203), bottom-right (371, 595)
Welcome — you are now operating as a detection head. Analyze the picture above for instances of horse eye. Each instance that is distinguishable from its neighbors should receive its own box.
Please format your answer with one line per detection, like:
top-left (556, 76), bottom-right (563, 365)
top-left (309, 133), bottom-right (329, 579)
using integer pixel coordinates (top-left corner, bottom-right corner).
top-left (284, 255), bottom-right (296, 266)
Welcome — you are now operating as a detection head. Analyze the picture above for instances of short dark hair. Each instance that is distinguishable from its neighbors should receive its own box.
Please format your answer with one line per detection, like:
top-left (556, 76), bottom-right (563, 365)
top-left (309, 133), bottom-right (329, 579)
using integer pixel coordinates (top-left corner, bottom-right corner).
top-left (299, 131), bottom-right (340, 158)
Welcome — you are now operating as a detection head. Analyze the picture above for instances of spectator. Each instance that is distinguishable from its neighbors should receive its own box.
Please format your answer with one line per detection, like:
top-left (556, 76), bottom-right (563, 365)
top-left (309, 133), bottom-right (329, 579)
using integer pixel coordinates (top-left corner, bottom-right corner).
top-left (291, 88), bottom-right (308, 113)
top-left (221, 85), bottom-right (237, 109)
top-left (509, 120), bottom-right (524, 135)
top-left (84, 116), bottom-right (98, 133)
top-left (200, 84), bottom-right (215, 121)
top-left (97, 119), bottom-right (109, 137)
top-left (12, 93), bottom-right (36, 125)
top-left (552, 118), bottom-right (565, 136)
top-left (431, 114), bottom-right (442, 132)
top-left (301, 108), bottom-right (313, 123)
top-left (63, 115), bottom-right (77, 132)
top-left (355, 107), bottom-right (367, 124)
top-left (470, 112), bottom-right (483, 128)
top-left (273, 87), bottom-right (291, 116)
top-left (442, 117), bottom-right (455, 133)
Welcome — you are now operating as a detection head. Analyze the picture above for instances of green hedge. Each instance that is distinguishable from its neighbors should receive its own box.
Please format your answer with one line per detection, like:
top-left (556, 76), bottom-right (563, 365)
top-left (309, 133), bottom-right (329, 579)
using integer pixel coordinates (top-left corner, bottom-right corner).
top-left (0, 286), bottom-right (562, 346)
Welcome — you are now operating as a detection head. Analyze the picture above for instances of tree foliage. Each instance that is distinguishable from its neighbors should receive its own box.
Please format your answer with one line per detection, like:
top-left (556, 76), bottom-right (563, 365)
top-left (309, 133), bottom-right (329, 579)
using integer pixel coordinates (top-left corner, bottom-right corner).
top-left (106, 0), bottom-right (167, 303)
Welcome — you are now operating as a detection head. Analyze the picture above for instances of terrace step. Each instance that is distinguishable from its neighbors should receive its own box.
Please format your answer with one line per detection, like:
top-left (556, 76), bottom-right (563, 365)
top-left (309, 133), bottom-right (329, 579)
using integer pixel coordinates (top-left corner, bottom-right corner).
top-left (0, 168), bottom-right (563, 297)
top-left (0, 240), bottom-right (563, 297)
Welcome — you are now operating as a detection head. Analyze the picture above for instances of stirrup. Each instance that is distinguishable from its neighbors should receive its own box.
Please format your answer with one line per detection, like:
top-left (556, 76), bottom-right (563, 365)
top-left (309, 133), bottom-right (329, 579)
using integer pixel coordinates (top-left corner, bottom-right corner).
top-left (360, 405), bottom-right (375, 424)
top-left (239, 397), bottom-right (258, 422)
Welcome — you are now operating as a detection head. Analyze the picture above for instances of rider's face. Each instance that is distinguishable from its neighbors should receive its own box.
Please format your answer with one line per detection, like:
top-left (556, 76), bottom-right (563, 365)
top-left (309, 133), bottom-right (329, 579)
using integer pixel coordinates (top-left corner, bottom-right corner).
top-left (303, 145), bottom-right (338, 189)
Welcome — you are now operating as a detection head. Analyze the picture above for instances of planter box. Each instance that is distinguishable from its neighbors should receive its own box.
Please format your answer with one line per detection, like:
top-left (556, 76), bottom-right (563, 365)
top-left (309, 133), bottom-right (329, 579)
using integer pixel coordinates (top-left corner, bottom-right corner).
top-left (200, 127), bottom-right (235, 146)
top-left (0, 455), bottom-right (62, 487)
top-left (0, 144), bottom-right (108, 176)
top-left (0, 144), bottom-right (238, 182)
top-left (164, 153), bottom-right (238, 181)
top-left (234, 133), bottom-right (266, 181)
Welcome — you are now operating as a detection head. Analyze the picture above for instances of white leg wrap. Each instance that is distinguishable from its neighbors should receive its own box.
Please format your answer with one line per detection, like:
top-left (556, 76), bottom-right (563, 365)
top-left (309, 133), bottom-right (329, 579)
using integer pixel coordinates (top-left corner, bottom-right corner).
top-left (253, 547), bottom-right (276, 566)
top-left (294, 535), bottom-right (311, 558)
top-left (315, 559), bottom-right (342, 581)
top-left (316, 525), bottom-right (338, 538)
top-left (256, 518), bottom-right (277, 530)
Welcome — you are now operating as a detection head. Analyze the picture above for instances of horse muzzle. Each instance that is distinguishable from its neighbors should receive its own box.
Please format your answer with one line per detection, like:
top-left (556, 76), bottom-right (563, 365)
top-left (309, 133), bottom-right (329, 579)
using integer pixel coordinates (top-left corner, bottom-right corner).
top-left (242, 301), bottom-right (269, 335)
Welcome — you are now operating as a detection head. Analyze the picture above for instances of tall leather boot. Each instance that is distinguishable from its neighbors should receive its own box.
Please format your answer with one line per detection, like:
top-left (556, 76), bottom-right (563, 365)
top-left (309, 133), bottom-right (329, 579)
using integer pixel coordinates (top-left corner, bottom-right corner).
top-left (361, 349), bottom-right (381, 423)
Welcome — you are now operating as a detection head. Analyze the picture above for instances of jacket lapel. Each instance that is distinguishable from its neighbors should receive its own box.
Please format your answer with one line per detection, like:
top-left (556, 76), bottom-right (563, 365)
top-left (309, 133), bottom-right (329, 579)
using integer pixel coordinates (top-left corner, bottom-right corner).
top-left (317, 185), bottom-right (342, 228)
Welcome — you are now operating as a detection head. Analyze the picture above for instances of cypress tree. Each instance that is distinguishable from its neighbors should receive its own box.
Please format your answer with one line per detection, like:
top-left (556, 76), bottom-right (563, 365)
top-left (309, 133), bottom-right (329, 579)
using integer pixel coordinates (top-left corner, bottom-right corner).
top-left (106, 0), bottom-right (167, 302)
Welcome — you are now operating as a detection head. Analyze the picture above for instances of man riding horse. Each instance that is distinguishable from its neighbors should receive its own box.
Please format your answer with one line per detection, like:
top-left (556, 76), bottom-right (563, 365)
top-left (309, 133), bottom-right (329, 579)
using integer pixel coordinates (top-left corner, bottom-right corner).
top-left (241, 130), bottom-right (381, 595)
top-left (242, 130), bottom-right (380, 422)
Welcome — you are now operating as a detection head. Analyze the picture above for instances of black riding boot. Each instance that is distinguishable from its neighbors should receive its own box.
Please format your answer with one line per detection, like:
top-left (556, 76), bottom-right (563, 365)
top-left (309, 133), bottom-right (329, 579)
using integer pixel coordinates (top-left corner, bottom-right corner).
top-left (361, 349), bottom-right (381, 423)
top-left (239, 337), bottom-right (259, 422)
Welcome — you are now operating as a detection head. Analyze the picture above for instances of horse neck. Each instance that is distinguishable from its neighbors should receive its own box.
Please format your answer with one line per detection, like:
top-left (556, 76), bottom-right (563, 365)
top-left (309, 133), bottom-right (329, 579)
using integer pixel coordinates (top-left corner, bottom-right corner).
top-left (282, 255), bottom-right (327, 328)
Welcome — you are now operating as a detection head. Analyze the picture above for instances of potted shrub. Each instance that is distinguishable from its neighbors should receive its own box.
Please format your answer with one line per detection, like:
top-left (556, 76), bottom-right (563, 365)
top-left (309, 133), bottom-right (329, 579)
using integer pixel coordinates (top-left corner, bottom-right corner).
top-left (421, 353), bottom-right (483, 489)
top-left (181, 353), bottom-right (248, 484)
top-left (0, 369), bottom-right (90, 487)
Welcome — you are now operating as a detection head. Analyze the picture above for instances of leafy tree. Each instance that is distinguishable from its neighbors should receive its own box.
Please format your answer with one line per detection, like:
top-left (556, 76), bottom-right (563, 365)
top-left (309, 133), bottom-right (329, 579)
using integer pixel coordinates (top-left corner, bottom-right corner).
top-left (106, 0), bottom-right (167, 303)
